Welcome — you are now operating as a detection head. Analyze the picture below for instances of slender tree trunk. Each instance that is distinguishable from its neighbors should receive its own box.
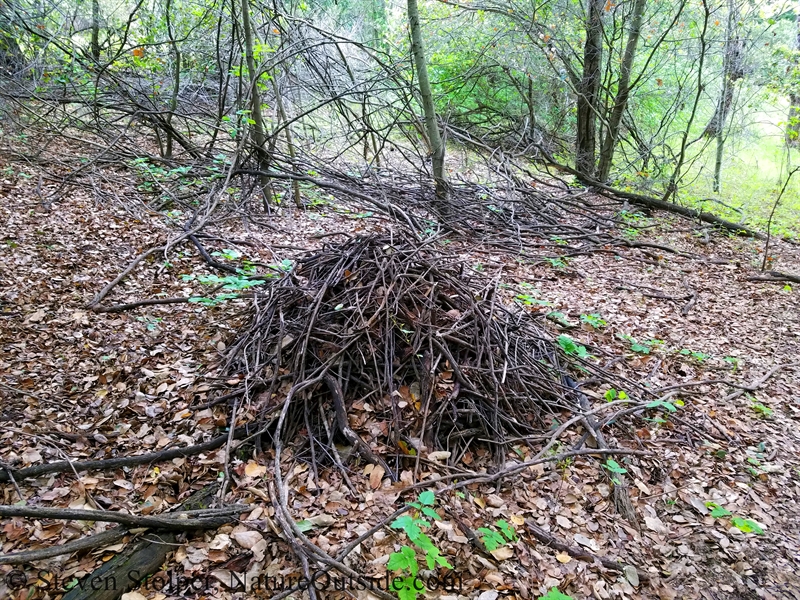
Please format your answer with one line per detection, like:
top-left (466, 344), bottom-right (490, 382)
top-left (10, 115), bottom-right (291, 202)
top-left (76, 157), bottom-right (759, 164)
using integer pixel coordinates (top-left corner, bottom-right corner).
top-left (407, 0), bottom-right (449, 208)
top-left (271, 74), bottom-right (303, 209)
top-left (240, 0), bottom-right (273, 204)
top-left (663, 0), bottom-right (710, 202)
top-left (575, 0), bottom-right (604, 178)
top-left (787, 12), bottom-right (800, 147)
top-left (0, 4), bottom-right (24, 74)
top-left (707, 0), bottom-right (743, 192)
top-left (165, 0), bottom-right (180, 159)
top-left (91, 0), bottom-right (100, 60)
top-left (596, 0), bottom-right (646, 182)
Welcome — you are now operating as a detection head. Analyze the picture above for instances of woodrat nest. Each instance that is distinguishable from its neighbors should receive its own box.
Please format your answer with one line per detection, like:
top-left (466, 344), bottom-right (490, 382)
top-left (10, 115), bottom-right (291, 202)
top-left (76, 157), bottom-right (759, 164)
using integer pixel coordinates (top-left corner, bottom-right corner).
top-left (224, 233), bottom-right (604, 472)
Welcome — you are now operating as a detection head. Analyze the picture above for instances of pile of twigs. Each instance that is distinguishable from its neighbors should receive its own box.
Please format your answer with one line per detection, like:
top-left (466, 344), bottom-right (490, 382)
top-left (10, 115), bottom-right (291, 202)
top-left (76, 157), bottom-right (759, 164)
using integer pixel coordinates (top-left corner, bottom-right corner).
top-left (223, 232), bottom-right (609, 473)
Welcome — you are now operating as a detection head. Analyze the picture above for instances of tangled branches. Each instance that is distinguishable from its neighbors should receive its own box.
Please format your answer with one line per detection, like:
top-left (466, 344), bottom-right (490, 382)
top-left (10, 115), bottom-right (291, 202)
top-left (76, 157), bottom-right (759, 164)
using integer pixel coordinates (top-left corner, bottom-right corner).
top-left (224, 233), bottom-right (608, 474)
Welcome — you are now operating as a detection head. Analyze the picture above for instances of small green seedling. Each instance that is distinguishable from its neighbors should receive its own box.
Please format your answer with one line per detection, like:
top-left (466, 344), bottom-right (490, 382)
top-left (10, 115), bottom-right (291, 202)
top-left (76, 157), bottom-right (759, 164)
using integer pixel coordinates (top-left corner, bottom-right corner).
top-left (516, 294), bottom-right (552, 307)
top-left (705, 502), bottom-right (732, 518)
top-left (580, 313), bottom-right (606, 329)
top-left (477, 519), bottom-right (518, 551)
top-left (731, 517), bottom-right (764, 534)
top-left (604, 388), bottom-right (628, 402)
top-left (538, 588), bottom-right (574, 600)
top-left (751, 401), bottom-right (773, 418)
top-left (603, 459), bottom-right (627, 485)
top-left (388, 491), bottom-right (452, 600)
top-left (557, 335), bottom-right (592, 359)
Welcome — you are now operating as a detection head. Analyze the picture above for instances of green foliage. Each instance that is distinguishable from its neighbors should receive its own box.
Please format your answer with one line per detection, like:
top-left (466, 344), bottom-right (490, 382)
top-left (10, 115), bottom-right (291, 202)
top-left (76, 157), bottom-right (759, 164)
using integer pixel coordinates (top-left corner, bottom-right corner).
top-left (732, 517), bottom-right (764, 534)
top-left (619, 334), bottom-right (664, 355)
top-left (580, 313), bottom-right (606, 329)
top-left (537, 588), bottom-right (574, 600)
top-left (477, 519), bottom-right (517, 551)
top-left (516, 294), bottom-right (552, 307)
top-left (679, 348), bottom-right (709, 362)
top-left (557, 335), bottom-right (591, 359)
top-left (388, 491), bottom-right (452, 600)
top-left (604, 388), bottom-right (628, 402)
top-left (750, 401), bottom-right (773, 418)
top-left (546, 311), bottom-right (572, 327)
top-left (705, 502), bottom-right (732, 518)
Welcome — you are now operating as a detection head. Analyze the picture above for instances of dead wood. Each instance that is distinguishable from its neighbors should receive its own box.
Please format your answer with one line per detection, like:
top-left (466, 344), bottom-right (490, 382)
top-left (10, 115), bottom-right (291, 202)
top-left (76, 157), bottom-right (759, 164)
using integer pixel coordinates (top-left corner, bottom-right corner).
top-left (59, 485), bottom-right (222, 600)
top-left (0, 427), bottom-right (254, 483)
top-left (525, 520), bottom-right (650, 583)
top-left (0, 528), bottom-right (129, 566)
top-left (0, 504), bottom-right (243, 531)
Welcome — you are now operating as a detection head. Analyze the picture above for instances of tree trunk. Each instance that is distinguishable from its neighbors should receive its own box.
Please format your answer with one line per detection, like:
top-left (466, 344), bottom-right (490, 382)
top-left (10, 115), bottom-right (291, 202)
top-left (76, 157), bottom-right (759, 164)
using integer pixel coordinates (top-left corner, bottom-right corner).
top-left (705, 0), bottom-right (743, 192)
top-left (0, 4), bottom-right (24, 74)
top-left (241, 0), bottom-right (274, 204)
top-left (91, 0), bottom-right (100, 60)
top-left (596, 0), bottom-right (646, 183)
top-left (165, 0), bottom-right (180, 159)
top-left (575, 0), bottom-right (604, 179)
top-left (271, 74), bottom-right (303, 209)
top-left (407, 0), bottom-right (449, 208)
top-left (788, 12), bottom-right (800, 147)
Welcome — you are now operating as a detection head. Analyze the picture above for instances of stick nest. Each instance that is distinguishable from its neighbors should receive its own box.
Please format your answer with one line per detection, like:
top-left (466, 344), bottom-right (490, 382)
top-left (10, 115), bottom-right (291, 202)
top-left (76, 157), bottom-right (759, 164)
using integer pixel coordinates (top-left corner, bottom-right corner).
top-left (225, 233), bottom-right (590, 464)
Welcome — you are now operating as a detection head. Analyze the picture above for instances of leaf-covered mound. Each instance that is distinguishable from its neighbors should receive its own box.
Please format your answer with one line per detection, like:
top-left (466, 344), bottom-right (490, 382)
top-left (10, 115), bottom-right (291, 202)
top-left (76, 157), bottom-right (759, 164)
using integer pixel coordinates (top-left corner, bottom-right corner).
top-left (223, 233), bottom-right (599, 466)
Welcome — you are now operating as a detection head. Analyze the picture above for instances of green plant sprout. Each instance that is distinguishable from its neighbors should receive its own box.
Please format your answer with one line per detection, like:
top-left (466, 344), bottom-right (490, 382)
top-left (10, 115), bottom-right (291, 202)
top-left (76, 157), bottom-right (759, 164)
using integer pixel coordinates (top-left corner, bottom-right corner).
top-left (619, 334), bottom-right (664, 355)
top-left (751, 401), bottom-right (773, 418)
top-left (679, 348), bottom-right (709, 362)
top-left (546, 311), bottom-right (573, 327)
top-left (603, 459), bottom-right (627, 485)
top-left (604, 388), bottom-right (628, 402)
top-left (538, 589), bottom-right (574, 600)
top-left (476, 519), bottom-right (517, 551)
top-left (705, 502), bottom-right (764, 534)
top-left (388, 491), bottom-right (452, 600)
top-left (516, 294), bottom-right (552, 307)
top-left (557, 335), bottom-right (592, 359)
top-left (580, 313), bottom-right (606, 329)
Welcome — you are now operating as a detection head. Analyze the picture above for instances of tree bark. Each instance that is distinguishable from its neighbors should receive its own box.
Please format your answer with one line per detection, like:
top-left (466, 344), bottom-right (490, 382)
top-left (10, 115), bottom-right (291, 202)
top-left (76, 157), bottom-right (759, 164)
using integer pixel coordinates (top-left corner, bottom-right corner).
top-left (241, 0), bottom-right (274, 203)
top-left (165, 0), bottom-right (181, 158)
top-left (787, 12), bottom-right (800, 147)
top-left (407, 0), bottom-right (449, 209)
top-left (596, 0), bottom-right (646, 182)
top-left (575, 0), bottom-right (604, 178)
top-left (706, 0), bottom-right (743, 192)
top-left (91, 0), bottom-right (100, 60)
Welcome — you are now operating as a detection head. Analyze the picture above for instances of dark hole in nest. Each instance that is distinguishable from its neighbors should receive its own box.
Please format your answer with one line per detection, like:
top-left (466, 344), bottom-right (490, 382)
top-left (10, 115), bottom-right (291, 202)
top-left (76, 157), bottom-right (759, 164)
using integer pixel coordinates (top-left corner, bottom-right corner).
top-left (223, 233), bottom-right (606, 470)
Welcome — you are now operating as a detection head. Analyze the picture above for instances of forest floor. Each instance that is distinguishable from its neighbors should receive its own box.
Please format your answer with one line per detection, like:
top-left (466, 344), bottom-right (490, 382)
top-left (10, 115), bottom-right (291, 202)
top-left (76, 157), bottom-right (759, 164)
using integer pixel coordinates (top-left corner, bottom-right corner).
top-left (1, 150), bottom-right (800, 600)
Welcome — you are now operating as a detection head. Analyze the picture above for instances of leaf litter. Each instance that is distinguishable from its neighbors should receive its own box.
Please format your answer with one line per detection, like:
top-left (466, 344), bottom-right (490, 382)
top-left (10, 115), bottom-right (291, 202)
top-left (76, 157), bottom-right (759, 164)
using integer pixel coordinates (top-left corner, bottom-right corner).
top-left (1, 152), bottom-right (800, 600)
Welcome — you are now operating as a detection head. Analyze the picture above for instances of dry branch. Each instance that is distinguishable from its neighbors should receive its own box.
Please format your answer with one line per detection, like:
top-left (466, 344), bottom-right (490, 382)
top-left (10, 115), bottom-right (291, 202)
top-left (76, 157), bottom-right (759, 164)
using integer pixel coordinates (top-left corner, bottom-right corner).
top-left (0, 427), bottom-right (253, 483)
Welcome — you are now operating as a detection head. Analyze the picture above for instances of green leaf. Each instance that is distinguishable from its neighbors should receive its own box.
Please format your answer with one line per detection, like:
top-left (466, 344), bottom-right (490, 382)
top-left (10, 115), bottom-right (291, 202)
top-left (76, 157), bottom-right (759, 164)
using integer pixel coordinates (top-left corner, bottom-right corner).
top-left (731, 517), bottom-right (764, 534)
top-left (646, 400), bottom-right (677, 413)
top-left (418, 490), bottom-right (435, 506)
top-left (296, 520), bottom-right (314, 532)
top-left (496, 519), bottom-right (517, 541)
top-left (420, 507), bottom-right (440, 520)
top-left (391, 515), bottom-right (422, 540)
top-left (477, 528), bottom-right (505, 551)
top-left (537, 588), bottom-right (574, 600)
top-left (387, 545), bottom-right (419, 575)
top-left (391, 575), bottom-right (420, 600)
top-left (603, 459), bottom-right (627, 474)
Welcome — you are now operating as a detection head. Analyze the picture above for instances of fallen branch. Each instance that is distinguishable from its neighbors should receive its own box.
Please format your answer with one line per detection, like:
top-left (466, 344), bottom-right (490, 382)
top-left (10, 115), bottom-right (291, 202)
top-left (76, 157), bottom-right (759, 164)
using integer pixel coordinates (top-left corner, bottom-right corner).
top-left (747, 270), bottom-right (800, 284)
top-left (536, 150), bottom-right (765, 239)
top-left (0, 527), bottom-right (129, 565)
top-left (0, 505), bottom-right (244, 531)
top-left (0, 426), bottom-right (253, 483)
top-left (525, 520), bottom-right (650, 583)
top-left (60, 486), bottom-right (221, 600)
